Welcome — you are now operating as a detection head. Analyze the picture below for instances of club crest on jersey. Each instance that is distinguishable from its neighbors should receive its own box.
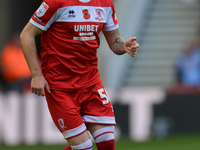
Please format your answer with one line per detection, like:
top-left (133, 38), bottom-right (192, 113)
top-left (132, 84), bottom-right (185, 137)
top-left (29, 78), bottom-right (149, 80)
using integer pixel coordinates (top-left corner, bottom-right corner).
top-left (95, 9), bottom-right (104, 21)
top-left (36, 2), bottom-right (49, 17)
top-left (82, 9), bottom-right (91, 19)
top-left (58, 118), bottom-right (67, 130)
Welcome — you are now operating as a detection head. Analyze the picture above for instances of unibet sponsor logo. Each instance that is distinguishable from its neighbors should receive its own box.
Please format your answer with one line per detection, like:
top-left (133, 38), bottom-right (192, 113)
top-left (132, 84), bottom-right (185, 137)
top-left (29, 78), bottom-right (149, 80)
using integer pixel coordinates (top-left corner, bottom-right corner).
top-left (73, 25), bottom-right (99, 41)
top-left (74, 25), bottom-right (99, 32)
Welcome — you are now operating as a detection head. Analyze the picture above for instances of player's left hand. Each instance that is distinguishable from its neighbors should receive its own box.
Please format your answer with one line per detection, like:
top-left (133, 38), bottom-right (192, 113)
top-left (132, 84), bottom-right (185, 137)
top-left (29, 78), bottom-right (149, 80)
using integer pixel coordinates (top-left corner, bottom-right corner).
top-left (124, 37), bottom-right (139, 57)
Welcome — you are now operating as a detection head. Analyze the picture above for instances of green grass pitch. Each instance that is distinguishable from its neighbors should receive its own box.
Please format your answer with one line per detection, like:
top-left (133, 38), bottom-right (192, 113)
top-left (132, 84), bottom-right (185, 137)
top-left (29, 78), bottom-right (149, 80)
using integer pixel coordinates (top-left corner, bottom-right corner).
top-left (1, 134), bottom-right (200, 150)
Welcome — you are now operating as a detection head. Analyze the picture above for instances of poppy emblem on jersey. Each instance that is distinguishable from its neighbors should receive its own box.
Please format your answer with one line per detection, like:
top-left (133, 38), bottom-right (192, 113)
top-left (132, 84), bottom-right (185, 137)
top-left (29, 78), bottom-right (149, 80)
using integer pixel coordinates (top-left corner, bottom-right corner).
top-left (82, 9), bottom-right (91, 19)
top-left (95, 9), bottom-right (104, 21)
top-left (36, 2), bottom-right (49, 17)
top-left (58, 118), bottom-right (67, 130)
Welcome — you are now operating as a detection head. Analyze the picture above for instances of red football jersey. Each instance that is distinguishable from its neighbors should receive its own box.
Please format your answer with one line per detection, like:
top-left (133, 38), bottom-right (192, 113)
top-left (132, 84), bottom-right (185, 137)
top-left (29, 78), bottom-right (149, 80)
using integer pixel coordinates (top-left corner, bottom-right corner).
top-left (30, 0), bottom-right (118, 91)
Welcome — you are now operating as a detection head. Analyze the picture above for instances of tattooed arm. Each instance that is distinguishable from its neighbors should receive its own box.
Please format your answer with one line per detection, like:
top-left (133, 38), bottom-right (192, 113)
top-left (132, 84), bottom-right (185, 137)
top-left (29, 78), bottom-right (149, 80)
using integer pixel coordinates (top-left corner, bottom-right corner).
top-left (103, 29), bottom-right (139, 57)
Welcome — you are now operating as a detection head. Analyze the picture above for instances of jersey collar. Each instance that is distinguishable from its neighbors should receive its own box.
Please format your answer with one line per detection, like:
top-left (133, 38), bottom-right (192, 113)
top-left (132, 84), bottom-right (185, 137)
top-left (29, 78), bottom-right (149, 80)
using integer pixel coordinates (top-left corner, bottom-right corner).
top-left (79, 0), bottom-right (91, 3)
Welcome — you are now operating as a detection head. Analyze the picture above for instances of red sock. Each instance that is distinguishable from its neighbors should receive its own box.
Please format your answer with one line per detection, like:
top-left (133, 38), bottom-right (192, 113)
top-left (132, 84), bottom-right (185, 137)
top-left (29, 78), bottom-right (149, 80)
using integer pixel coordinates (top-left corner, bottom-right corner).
top-left (96, 139), bottom-right (115, 150)
top-left (63, 145), bottom-right (72, 150)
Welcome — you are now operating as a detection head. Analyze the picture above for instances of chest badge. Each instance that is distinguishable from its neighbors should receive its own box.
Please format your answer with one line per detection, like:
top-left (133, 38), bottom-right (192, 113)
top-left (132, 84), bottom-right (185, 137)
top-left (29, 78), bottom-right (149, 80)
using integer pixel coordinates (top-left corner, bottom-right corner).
top-left (82, 9), bottom-right (91, 19)
top-left (95, 9), bottom-right (104, 21)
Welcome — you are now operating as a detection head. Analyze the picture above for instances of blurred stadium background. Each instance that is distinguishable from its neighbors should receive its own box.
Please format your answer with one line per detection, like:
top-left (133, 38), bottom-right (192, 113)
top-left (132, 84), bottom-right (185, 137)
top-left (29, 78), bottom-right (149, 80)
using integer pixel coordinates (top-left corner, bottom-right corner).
top-left (1, 0), bottom-right (200, 149)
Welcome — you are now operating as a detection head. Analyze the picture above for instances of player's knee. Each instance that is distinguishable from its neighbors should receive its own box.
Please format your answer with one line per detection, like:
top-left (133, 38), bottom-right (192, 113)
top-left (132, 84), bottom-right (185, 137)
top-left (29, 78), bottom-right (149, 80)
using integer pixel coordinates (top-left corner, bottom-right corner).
top-left (70, 139), bottom-right (93, 150)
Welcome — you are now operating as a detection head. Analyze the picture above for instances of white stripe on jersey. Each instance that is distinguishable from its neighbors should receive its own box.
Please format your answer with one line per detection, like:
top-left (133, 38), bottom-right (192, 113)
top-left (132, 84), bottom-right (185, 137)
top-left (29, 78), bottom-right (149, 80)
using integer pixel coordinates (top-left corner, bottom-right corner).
top-left (30, 5), bottom-right (118, 31)
top-left (56, 6), bottom-right (109, 23)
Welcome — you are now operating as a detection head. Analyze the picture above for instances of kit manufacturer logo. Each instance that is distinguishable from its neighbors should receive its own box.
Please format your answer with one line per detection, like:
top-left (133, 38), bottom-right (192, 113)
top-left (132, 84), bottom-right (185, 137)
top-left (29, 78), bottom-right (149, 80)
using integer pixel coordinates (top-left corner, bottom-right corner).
top-left (68, 10), bottom-right (75, 17)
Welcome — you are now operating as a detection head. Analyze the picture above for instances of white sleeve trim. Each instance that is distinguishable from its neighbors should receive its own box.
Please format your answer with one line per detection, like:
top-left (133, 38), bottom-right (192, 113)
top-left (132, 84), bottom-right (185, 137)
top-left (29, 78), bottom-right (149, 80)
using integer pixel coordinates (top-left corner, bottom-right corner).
top-left (30, 18), bottom-right (47, 31)
top-left (102, 24), bottom-right (119, 31)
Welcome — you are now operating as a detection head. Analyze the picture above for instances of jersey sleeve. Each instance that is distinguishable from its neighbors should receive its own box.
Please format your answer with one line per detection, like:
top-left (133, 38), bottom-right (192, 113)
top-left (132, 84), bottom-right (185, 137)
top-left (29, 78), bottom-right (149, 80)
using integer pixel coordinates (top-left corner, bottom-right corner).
top-left (30, 0), bottom-right (58, 31)
top-left (102, 1), bottom-right (119, 31)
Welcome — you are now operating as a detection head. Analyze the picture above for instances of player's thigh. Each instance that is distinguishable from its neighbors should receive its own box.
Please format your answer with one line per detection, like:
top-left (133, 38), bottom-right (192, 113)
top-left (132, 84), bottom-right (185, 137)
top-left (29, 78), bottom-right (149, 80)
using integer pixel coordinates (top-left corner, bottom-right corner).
top-left (45, 90), bottom-right (86, 139)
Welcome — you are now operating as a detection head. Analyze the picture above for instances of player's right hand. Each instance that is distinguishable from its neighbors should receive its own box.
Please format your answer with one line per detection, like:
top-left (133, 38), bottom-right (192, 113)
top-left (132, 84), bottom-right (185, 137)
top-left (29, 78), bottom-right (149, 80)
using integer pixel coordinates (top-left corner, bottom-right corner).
top-left (31, 75), bottom-right (50, 96)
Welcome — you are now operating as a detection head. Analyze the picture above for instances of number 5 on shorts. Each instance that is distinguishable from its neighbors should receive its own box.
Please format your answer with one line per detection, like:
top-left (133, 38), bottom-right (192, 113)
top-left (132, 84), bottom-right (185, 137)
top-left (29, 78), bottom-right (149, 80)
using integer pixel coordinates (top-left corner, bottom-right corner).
top-left (98, 88), bottom-right (109, 105)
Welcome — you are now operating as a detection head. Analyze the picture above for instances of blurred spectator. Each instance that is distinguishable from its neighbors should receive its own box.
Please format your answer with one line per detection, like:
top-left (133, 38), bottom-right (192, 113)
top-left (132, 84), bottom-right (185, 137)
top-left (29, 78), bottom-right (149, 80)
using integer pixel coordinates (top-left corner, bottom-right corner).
top-left (168, 41), bottom-right (200, 95)
top-left (176, 44), bottom-right (200, 86)
top-left (0, 32), bottom-right (32, 94)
